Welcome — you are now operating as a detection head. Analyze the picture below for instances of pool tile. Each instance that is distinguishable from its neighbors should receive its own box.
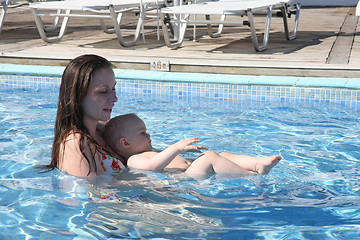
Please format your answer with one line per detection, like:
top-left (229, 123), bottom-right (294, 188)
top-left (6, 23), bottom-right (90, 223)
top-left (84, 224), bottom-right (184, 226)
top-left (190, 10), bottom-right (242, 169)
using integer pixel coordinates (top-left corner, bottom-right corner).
top-left (1, 73), bottom-right (360, 107)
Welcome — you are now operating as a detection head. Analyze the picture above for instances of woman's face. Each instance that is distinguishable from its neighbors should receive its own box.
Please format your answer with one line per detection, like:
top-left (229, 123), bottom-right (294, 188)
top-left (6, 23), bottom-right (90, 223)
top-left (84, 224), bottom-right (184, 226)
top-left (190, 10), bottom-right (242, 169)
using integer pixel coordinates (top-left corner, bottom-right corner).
top-left (82, 67), bottom-right (118, 125)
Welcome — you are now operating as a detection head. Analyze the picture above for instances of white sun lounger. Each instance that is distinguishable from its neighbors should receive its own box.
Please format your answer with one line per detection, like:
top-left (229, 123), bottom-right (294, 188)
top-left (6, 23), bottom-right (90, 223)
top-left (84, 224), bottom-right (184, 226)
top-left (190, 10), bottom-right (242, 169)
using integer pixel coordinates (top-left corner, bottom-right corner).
top-left (0, 0), bottom-right (9, 33)
top-left (356, 0), bottom-right (360, 16)
top-left (160, 0), bottom-right (301, 51)
top-left (29, 0), bottom-right (165, 46)
top-left (0, 0), bottom-right (29, 33)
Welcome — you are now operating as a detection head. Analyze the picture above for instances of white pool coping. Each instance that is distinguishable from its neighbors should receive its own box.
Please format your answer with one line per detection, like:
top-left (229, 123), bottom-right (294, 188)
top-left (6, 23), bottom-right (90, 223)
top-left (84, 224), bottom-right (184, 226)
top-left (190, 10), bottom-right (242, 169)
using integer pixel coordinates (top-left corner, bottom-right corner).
top-left (1, 63), bottom-right (360, 89)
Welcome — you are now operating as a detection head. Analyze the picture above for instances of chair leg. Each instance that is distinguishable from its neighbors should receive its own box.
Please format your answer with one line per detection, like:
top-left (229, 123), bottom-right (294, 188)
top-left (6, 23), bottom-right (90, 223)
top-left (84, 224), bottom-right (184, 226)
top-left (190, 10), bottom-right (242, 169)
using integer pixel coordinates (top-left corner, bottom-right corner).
top-left (160, 12), bottom-right (187, 49)
top-left (206, 14), bottom-right (225, 38)
top-left (100, 12), bottom-right (123, 34)
top-left (0, 0), bottom-right (8, 33)
top-left (30, 8), bottom-right (70, 43)
top-left (156, 5), bottom-right (160, 40)
top-left (282, 3), bottom-right (301, 40)
top-left (165, 13), bottom-right (175, 36)
top-left (44, 9), bottom-right (61, 32)
top-left (140, 3), bottom-right (146, 44)
top-left (247, 6), bottom-right (272, 52)
top-left (108, 5), bottom-right (143, 47)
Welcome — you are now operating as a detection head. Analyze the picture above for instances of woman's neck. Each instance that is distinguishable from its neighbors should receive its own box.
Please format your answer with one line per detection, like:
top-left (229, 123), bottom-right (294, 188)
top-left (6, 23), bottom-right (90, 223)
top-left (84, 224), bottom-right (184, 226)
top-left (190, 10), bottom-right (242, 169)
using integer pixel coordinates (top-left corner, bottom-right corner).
top-left (84, 118), bottom-right (106, 146)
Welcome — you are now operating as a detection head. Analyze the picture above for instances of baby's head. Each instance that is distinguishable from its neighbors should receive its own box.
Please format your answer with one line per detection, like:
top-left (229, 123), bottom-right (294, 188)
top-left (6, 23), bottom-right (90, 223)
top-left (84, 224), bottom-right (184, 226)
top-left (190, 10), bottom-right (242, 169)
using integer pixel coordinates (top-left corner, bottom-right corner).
top-left (104, 113), bottom-right (151, 156)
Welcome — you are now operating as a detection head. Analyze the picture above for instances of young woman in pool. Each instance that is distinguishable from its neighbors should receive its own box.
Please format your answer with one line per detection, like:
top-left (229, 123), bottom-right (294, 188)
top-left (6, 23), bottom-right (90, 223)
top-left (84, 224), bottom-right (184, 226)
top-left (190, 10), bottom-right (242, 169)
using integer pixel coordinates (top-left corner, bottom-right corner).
top-left (103, 113), bottom-right (281, 175)
top-left (42, 54), bottom-right (125, 178)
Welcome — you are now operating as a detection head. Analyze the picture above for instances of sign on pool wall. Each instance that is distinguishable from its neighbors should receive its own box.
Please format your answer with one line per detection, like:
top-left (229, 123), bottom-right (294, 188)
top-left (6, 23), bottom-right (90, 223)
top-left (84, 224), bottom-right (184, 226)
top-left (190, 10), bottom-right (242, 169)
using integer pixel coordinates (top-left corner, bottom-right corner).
top-left (150, 59), bottom-right (170, 72)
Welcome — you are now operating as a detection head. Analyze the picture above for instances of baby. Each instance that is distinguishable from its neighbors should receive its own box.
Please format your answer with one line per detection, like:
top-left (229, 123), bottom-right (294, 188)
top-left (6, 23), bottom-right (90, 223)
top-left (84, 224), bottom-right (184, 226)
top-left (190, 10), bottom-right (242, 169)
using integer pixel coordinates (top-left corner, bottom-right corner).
top-left (103, 113), bottom-right (281, 175)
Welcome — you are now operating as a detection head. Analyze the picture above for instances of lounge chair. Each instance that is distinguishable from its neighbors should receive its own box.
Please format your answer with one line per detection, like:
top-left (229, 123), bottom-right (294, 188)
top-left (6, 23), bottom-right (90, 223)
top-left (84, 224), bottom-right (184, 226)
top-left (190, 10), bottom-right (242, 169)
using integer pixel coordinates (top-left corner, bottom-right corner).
top-left (0, 0), bottom-right (9, 33)
top-left (29, 0), bottom-right (166, 46)
top-left (1, 0), bottom-right (49, 33)
top-left (160, 0), bottom-right (301, 51)
top-left (357, 0), bottom-right (360, 16)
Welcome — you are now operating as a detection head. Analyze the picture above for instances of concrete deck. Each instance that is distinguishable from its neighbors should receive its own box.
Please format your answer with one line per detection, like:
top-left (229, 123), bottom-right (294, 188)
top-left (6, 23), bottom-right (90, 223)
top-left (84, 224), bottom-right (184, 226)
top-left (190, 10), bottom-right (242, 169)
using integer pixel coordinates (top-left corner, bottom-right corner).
top-left (0, 4), bottom-right (359, 78)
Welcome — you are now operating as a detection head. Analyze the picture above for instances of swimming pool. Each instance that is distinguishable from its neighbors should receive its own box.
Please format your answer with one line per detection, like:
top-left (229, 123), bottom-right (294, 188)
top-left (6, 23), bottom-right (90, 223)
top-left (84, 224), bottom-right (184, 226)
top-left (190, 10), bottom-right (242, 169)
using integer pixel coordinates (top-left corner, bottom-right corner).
top-left (1, 64), bottom-right (360, 239)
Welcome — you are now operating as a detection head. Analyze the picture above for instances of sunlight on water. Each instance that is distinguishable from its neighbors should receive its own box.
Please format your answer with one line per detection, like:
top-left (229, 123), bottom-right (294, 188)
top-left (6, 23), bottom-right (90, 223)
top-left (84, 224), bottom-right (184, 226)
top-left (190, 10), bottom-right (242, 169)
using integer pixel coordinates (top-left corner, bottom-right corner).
top-left (0, 87), bottom-right (359, 239)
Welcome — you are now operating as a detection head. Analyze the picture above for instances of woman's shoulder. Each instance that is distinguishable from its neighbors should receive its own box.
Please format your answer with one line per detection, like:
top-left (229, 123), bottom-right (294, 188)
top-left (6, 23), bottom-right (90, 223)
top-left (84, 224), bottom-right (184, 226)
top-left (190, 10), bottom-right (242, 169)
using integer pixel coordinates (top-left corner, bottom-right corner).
top-left (64, 130), bottom-right (82, 142)
top-left (59, 130), bottom-right (102, 177)
top-left (64, 130), bottom-right (93, 147)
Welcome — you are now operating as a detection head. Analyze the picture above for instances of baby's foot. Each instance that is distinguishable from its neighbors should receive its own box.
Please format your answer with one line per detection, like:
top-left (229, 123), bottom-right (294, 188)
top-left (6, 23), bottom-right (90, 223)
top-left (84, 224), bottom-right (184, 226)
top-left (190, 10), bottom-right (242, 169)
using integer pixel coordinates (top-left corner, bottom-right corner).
top-left (255, 155), bottom-right (281, 175)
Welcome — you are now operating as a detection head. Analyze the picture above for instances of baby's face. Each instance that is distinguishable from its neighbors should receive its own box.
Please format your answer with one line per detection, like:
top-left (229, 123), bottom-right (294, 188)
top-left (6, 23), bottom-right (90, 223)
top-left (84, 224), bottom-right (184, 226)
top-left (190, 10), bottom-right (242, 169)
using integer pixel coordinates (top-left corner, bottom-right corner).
top-left (126, 118), bottom-right (152, 153)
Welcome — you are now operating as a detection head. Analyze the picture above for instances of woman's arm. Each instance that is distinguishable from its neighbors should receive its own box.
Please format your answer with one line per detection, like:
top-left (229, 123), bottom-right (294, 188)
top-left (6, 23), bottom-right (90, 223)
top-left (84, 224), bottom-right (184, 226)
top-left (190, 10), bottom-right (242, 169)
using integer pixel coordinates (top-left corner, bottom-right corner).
top-left (127, 137), bottom-right (207, 171)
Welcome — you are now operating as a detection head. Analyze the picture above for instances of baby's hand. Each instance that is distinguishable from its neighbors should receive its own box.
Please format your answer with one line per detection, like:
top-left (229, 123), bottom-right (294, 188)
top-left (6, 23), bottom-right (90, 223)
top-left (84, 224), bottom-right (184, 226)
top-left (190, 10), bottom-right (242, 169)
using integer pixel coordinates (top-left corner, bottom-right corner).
top-left (174, 137), bottom-right (208, 154)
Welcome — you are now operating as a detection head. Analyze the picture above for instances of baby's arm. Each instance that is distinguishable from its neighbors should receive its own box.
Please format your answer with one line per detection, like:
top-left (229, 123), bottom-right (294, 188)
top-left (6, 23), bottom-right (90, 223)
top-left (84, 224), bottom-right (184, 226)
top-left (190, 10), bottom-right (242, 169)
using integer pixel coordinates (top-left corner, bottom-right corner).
top-left (127, 137), bottom-right (207, 171)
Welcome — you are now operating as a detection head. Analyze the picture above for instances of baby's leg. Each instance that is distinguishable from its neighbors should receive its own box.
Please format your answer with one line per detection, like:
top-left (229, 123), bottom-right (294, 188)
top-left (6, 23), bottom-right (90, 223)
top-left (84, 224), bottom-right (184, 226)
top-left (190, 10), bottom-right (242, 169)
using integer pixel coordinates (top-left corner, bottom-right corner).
top-left (185, 151), bottom-right (252, 175)
top-left (219, 152), bottom-right (281, 175)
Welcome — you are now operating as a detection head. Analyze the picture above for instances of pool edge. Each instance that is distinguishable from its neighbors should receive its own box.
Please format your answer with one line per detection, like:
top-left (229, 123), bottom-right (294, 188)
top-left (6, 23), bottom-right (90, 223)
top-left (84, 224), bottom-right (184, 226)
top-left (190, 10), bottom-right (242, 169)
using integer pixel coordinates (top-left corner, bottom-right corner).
top-left (1, 63), bottom-right (360, 89)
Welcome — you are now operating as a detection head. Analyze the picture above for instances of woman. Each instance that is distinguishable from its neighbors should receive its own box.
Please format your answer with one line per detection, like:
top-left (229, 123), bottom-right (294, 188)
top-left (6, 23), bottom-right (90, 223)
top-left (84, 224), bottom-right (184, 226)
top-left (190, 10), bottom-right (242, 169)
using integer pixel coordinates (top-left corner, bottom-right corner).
top-left (43, 54), bottom-right (125, 178)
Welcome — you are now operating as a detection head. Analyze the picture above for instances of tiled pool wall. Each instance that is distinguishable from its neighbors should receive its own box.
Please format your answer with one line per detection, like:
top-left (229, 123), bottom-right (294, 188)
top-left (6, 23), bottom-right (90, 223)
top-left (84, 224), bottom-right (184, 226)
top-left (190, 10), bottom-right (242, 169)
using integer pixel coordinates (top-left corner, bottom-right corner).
top-left (0, 64), bottom-right (360, 106)
top-left (0, 73), bottom-right (60, 90)
top-left (118, 79), bottom-right (360, 106)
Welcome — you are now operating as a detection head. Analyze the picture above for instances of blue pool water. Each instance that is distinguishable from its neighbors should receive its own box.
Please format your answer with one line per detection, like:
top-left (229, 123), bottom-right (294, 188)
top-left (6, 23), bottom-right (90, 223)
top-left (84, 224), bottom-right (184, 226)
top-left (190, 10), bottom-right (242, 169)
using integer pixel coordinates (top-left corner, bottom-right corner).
top-left (1, 72), bottom-right (360, 239)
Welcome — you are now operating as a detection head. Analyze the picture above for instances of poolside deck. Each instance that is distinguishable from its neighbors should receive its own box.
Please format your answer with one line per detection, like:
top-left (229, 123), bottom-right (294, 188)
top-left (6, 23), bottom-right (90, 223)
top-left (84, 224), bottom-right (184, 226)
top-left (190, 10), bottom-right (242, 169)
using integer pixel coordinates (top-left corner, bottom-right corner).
top-left (0, 4), bottom-right (359, 78)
